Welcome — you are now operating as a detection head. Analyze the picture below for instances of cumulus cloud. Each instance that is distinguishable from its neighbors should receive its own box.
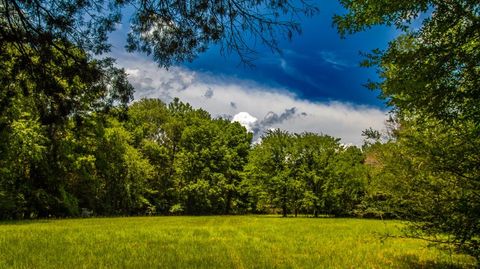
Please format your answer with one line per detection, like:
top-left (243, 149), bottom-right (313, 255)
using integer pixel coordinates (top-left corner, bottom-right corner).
top-left (232, 112), bottom-right (258, 133)
top-left (117, 55), bottom-right (387, 145)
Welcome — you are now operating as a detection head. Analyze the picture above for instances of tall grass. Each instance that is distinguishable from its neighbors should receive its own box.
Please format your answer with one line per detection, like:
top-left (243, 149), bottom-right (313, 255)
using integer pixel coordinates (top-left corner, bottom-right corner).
top-left (0, 216), bottom-right (475, 268)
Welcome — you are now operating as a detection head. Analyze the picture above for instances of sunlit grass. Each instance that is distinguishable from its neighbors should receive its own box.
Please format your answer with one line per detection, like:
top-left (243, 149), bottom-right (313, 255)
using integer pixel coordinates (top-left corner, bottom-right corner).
top-left (0, 216), bottom-right (476, 268)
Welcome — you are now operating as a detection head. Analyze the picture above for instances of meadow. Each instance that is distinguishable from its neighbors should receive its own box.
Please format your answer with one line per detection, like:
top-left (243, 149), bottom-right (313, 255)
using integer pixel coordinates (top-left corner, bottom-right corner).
top-left (0, 216), bottom-right (476, 269)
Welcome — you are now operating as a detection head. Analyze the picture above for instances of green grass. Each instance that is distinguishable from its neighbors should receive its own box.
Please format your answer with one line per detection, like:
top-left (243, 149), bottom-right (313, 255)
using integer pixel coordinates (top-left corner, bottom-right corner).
top-left (0, 216), bottom-right (476, 268)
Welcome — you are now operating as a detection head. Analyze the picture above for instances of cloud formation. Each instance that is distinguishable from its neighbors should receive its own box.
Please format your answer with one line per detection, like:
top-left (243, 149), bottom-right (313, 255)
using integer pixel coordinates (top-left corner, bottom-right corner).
top-left (232, 112), bottom-right (258, 133)
top-left (118, 55), bottom-right (387, 145)
top-left (318, 51), bottom-right (351, 70)
top-left (204, 88), bottom-right (214, 99)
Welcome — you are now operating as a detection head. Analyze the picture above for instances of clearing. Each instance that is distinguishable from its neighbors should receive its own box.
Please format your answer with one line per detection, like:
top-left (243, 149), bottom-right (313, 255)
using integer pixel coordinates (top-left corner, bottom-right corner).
top-left (0, 216), bottom-right (475, 268)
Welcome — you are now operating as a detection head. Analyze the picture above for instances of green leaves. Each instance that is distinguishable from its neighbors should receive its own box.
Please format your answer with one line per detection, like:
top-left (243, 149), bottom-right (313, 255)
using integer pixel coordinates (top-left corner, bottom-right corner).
top-left (335, 0), bottom-right (480, 121)
top-left (2, 0), bottom-right (317, 67)
top-left (125, 98), bottom-right (253, 215)
top-left (361, 116), bottom-right (480, 259)
top-left (246, 130), bottom-right (367, 217)
top-left (9, 114), bottom-right (48, 164)
top-left (336, 1), bottom-right (480, 260)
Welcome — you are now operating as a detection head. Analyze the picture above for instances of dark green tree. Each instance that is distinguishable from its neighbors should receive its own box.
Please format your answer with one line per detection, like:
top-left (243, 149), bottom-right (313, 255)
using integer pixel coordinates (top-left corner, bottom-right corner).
top-left (1, 0), bottom-right (318, 66)
top-left (334, 0), bottom-right (480, 121)
top-left (0, 43), bottom-right (133, 218)
top-left (335, 0), bottom-right (480, 260)
top-left (362, 116), bottom-right (479, 259)
top-left (293, 133), bottom-right (340, 217)
top-left (124, 98), bottom-right (252, 215)
top-left (246, 129), bottom-right (293, 217)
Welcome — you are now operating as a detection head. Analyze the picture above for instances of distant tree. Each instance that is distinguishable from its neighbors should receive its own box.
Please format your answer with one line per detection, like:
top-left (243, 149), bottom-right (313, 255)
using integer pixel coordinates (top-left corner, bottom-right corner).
top-left (173, 112), bottom-right (252, 214)
top-left (125, 98), bottom-right (252, 215)
top-left (292, 133), bottom-right (344, 217)
top-left (247, 131), bottom-right (366, 218)
top-left (126, 99), bottom-right (172, 213)
top-left (215, 119), bottom-right (253, 214)
top-left (329, 146), bottom-right (367, 216)
top-left (83, 116), bottom-right (154, 215)
top-left (246, 129), bottom-right (293, 217)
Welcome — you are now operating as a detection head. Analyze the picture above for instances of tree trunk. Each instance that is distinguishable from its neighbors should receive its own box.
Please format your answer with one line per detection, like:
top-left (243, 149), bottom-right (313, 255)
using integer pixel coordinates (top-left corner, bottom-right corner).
top-left (282, 205), bottom-right (287, 217)
top-left (225, 191), bottom-right (232, 215)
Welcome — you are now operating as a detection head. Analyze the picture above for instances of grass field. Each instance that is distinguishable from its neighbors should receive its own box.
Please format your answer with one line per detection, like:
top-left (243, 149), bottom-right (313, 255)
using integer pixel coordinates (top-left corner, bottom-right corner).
top-left (0, 216), bottom-right (476, 268)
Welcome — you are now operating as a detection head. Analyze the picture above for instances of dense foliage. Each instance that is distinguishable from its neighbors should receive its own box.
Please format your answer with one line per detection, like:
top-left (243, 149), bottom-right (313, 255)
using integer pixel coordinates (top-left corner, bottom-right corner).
top-left (335, 0), bottom-right (480, 260)
top-left (0, 82), bottom-right (369, 218)
top-left (0, 0), bottom-right (317, 66)
top-left (246, 130), bottom-right (366, 217)
top-left (0, 42), bottom-right (133, 218)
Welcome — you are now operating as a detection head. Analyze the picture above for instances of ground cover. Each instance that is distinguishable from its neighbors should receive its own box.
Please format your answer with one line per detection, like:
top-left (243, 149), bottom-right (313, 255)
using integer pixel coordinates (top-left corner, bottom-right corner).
top-left (0, 216), bottom-right (475, 268)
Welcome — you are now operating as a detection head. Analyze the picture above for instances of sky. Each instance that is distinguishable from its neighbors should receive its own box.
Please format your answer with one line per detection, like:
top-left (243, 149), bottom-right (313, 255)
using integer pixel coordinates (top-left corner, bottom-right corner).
top-left (108, 1), bottom-right (399, 145)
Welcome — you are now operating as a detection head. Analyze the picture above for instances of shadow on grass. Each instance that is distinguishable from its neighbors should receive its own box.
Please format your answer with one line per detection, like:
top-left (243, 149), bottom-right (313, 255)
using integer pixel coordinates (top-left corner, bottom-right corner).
top-left (0, 219), bottom-right (53, 226)
top-left (395, 254), bottom-right (476, 269)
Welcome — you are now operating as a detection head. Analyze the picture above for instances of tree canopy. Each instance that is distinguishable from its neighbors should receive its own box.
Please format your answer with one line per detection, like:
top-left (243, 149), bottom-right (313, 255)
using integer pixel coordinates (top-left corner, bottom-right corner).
top-left (334, 0), bottom-right (480, 121)
top-left (334, 0), bottom-right (480, 260)
top-left (1, 0), bottom-right (318, 66)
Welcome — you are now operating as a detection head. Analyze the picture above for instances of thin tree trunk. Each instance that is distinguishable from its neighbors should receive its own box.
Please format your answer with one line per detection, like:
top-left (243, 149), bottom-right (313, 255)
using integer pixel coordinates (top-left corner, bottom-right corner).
top-left (282, 205), bottom-right (287, 217)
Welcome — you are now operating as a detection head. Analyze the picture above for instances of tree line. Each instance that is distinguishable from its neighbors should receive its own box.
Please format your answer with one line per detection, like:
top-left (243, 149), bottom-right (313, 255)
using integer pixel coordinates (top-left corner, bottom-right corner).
top-left (0, 81), bottom-right (371, 219)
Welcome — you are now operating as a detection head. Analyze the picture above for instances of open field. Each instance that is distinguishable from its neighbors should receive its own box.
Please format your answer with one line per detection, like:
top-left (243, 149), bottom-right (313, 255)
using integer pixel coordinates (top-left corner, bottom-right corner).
top-left (0, 216), bottom-right (476, 268)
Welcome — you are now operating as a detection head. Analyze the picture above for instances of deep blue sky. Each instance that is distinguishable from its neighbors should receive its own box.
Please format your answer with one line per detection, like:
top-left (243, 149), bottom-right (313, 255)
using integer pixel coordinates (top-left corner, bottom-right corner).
top-left (183, 1), bottom-right (399, 108)
top-left (110, 0), bottom-right (399, 109)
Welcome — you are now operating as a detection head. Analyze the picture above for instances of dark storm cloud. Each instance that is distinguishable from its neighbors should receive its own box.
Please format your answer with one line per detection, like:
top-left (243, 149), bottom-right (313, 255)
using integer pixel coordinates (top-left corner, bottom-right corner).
top-left (248, 107), bottom-right (307, 141)
top-left (204, 88), bottom-right (214, 98)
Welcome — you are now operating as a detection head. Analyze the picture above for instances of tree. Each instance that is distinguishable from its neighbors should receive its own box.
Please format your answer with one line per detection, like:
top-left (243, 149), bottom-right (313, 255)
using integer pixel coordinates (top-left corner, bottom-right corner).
top-left (0, 114), bottom-right (47, 219)
top-left (246, 131), bottom-right (366, 218)
top-left (334, 0), bottom-right (480, 122)
top-left (95, 118), bottom-right (155, 215)
top-left (335, 0), bottom-right (480, 260)
top-left (173, 109), bottom-right (251, 214)
top-left (126, 98), bottom-right (172, 213)
top-left (124, 98), bottom-right (252, 215)
top-left (1, 0), bottom-right (318, 66)
top-left (0, 43), bottom-right (133, 218)
top-left (329, 145), bottom-right (367, 216)
top-left (246, 129), bottom-right (293, 217)
top-left (214, 119), bottom-right (253, 214)
top-left (362, 116), bottom-right (480, 259)
top-left (293, 133), bottom-right (340, 217)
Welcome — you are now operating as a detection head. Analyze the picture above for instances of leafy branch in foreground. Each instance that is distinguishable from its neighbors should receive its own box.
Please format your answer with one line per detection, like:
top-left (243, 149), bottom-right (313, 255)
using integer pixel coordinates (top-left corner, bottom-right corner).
top-left (335, 0), bottom-right (480, 261)
top-left (1, 0), bottom-right (318, 67)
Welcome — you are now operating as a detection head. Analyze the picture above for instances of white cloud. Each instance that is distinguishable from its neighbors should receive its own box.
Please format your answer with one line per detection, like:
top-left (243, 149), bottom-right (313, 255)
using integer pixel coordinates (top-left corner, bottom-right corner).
top-left (232, 112), bottom-right (258, 133)
top-left (318, 51), bottom-right (351, 70)
top-left (116, 55), bottom-right (388, 145)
